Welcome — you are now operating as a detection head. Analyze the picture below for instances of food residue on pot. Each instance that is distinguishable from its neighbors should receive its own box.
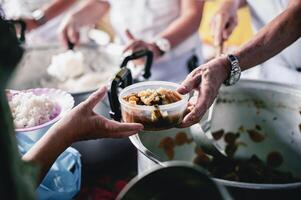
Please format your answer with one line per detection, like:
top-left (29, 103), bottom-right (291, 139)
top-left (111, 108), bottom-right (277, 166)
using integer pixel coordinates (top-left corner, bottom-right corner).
top-left (255, 124), bottom-right (261, 131)
top-left (158, 136), bottom-right (175, 160)
top-left (193, 147), bottom-right (211, 167)
top-left (225, 144), bottom-right (238, 158)
top-left (211, 129), bottom-right (224, 140)
top-left (158, 132), bottom-right (193, 160)
top-left (238, 125), bottom-right (245, 132)
top-left (174, 131), bottom-right (193, 146)
top-left (224, 132), bottom-right (239, 145)
top-left (267, 151), bottom-right (283, 168)
top-left (247, 129), bottom-right (266, 143)
top-left (194, 154), bottom-right (299, 184)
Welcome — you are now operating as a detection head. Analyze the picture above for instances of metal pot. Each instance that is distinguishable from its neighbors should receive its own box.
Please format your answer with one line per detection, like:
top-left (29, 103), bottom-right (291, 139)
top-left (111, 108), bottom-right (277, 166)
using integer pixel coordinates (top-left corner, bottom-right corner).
top-left (117, 161), bottom-right (232, 200)
top-left (8, 44), bottom-right (153, 171)
top-left (130, 80), bottom-right (301, 199)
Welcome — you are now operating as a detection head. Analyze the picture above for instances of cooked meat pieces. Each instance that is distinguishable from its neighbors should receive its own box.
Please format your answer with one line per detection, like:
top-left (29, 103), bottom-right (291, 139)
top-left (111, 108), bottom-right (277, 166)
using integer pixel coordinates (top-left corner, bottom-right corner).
top-left (123, 88), bottom-right (182, 106)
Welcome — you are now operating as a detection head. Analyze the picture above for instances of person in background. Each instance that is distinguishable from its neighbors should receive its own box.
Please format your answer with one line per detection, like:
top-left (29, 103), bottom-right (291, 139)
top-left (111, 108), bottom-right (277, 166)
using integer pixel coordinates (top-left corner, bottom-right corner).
top-left (59, 0), bottom-right (205, 83)
top-left (177, 0), bottom-right (301, 127)
top-left (0, 17), bottom-right (143, 199)
top-left (1, 0), bottom-right (77, 45)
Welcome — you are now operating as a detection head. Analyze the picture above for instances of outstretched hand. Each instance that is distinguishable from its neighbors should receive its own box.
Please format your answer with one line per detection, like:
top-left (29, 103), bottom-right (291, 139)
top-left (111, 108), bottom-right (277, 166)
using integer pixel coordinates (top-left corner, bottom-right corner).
top-left (177, 56), bottom-right (230, 127)
top-left (54, 86), bottom-right (144, 144)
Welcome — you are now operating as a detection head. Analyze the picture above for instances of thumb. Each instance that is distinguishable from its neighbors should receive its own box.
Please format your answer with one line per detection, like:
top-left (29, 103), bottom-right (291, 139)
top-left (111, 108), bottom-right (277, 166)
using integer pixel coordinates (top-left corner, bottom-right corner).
top-left (85, 86), bottom-right (107, 110)
top-left (125, 29), bottom-right (135, 41)
top-left (177, 68), bottom-right (202, 95)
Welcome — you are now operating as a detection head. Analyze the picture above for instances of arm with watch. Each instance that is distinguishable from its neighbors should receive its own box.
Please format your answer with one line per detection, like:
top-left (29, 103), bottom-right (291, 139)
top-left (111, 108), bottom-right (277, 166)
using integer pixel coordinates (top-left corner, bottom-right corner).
top-left (20, 0), bottom-right (76, 32)
top-left (177, 0), bottom-right (301, 128)
top-left (123, 0), bottom-right (204, 60)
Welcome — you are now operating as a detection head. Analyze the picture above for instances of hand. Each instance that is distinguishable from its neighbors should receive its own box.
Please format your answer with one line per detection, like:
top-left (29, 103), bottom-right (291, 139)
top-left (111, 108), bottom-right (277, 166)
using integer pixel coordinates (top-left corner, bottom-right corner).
top-left (52, 86), bottom-right (144, 145)
top-left (58, 14), bottom-right (81, 48)
top-left (211, 0), bottom-right (238, 46)
top-left (123, 30), bottom-right (162, 61)
top-left (177, 56), bottom-right (230, 127)
top-left (21, 18), bottom-right (39, 32)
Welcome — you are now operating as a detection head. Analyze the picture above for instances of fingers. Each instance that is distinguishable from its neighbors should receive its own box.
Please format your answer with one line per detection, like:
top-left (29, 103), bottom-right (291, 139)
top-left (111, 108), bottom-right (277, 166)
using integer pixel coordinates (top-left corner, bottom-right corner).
top-left (179, 87), bottom-right (208, 128)
top-left (96, 117), bottom-right (144, 138)
top-left (108, 120), bottom-right (144, 137)
top-left (123, 40), bottom-right (147, 53)
top-left (85, 86), bottom-right (107, 110)
top-left (59, 26), bottom-right (68, 48)
top-left (223, 18), bottom-right (237, 40)
top-left (68, 26), bottom-right (80, 45)
top-left (177, 67), bottom-right (202, 95)
top-left (179, 66), bottom-right (219, 128)
top-left (125, 29), bottom-right (135, 40)
top-left (58, 17), bottom-right (80, 49)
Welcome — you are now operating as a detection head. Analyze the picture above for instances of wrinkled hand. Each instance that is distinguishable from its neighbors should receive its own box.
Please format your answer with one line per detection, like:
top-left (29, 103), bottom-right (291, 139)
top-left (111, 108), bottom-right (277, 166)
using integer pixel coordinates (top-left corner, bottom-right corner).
top-left (211, 1), bottom-right (238, 46)
top-left (54, 86), bottom-right (144, 144)
top-left (123, 30), bottom-right (162, 61)
top-left (58, 14), bottom-right (81, 48)
top-left (177, 56), bottom-right (230, 127)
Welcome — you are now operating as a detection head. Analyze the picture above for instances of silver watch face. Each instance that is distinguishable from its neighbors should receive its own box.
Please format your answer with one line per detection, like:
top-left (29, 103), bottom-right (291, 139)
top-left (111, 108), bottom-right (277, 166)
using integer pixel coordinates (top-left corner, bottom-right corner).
top-left (230, 66), bottom-right (241, 85)
top-left (225, 55), bottom-right (241, 86)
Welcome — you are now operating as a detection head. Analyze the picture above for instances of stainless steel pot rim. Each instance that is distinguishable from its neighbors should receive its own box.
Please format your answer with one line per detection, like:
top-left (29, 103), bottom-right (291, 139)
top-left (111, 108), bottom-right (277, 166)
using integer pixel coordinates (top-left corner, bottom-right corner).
top-left (213, 178), bottom-right (301, 190)
top-left (117, 161), bottom-right (233, 200)
top-left (24, 43), bottom-right (99, 51)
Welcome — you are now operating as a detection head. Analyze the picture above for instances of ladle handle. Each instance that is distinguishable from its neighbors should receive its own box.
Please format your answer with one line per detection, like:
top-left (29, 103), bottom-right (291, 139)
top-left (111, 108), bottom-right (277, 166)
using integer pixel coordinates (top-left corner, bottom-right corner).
top-left (108, 67), bottom-right (133, 121)
top-left (120, 49), bottom-right (153, 80)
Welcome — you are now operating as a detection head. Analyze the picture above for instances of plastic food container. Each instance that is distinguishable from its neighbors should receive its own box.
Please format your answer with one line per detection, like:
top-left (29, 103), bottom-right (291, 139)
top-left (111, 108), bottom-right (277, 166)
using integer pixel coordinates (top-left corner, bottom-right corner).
top-left (119, 81), bottom-right (189, 131)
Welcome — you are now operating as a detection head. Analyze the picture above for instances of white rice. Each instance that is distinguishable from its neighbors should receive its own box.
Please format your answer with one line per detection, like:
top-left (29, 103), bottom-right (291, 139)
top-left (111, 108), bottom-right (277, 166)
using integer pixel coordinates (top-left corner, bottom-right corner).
top-left (47, 50), bottom-right (85, 81)
top-left (9, 92), bottom-right (57, 128)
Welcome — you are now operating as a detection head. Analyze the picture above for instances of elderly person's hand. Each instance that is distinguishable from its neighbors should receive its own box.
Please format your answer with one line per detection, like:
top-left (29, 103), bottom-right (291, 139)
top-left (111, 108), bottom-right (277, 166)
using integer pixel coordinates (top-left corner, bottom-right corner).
top-left (123, 30), bottom-right (163, 61)
top-left (210, 0), bottom-right (239, 46)
top-left (177, 56), bottom-right (230, 127)
top-left (54, 86), bottom-right (144, 144)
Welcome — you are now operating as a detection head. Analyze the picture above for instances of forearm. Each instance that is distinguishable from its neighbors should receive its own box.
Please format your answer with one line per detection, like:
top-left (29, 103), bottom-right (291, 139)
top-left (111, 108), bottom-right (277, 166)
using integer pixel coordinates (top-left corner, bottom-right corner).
top-left (158, 0), bottom-right (204, 49)
top-left (71, 0), bottom-right (109, 27)
top-left (22, 125), bottom-right (72, 184)
top-left (235, 1), bottom-right (301, 71)
top-left (41, 0), bottom-right (77, 22)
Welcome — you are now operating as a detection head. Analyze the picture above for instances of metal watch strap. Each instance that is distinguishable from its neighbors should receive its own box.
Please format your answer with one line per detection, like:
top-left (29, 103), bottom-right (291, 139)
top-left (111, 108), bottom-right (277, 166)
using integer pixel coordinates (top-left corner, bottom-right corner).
top-left (224, 54), bottom-right (241, 86)
top-left (32, 10), bottom-right (47, 26)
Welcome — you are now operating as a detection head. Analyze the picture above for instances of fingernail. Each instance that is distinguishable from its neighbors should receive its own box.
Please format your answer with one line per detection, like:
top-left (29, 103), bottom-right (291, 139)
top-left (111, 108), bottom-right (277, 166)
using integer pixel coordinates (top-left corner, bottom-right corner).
top-left (177, 85), bottom-right (188, 94)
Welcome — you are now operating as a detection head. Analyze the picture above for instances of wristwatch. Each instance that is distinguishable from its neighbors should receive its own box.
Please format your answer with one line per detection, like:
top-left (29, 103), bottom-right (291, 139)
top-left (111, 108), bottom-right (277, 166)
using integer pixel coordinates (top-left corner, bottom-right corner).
top-left (224, 54), bottom-right (241, 86)
top-left (154, 37), bottom-right (171, 55)
top-left (32, 9), bottom-right (47, 26)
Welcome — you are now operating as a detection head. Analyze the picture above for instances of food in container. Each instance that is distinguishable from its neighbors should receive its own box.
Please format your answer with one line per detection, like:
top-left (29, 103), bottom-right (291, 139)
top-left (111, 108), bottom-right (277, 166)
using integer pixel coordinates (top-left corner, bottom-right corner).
top-left (7, 88), bottom-right (74, 141)
top-left (47, 50), bottom-right (85, 81)
top-left (119, 81), bottom-right (189, 131)
top-left (8, 91), bottom-right (59, 128)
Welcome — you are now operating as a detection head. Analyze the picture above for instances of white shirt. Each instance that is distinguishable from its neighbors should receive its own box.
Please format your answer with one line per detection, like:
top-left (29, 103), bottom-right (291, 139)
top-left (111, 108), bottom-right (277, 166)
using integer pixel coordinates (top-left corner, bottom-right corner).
top-left (242, 0), bottom-right (301, 85)
top-left (107, 0), bottom-right (203, 82)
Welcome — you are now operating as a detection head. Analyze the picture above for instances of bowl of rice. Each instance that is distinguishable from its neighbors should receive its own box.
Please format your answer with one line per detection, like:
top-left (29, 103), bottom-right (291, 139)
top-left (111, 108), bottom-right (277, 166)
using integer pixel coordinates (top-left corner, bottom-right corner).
top-left (7, 88), bottom-right (74, 142)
